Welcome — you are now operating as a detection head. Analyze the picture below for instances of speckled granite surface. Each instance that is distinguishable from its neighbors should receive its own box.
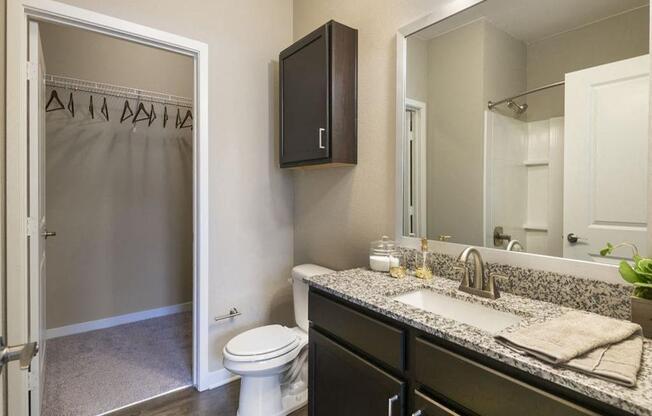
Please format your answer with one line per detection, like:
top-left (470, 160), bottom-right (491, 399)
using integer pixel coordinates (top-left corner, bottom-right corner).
top-left (305, 268), bottom-right (652, 416)
top-left (400, 248), bottom-right (633, 319)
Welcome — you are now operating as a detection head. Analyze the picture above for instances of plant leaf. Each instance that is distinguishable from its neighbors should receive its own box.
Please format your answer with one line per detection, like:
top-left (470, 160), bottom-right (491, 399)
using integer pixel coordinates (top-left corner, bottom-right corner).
top-left (633, 281), bottom-right (652, 288)
top-left (600, 243), bottom-right (614, 257)
top-left (619, 260), bottom-right (643, 284)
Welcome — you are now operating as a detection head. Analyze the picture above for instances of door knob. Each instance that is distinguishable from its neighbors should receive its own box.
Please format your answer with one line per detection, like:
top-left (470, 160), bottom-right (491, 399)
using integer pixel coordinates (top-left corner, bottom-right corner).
top-left (42, 230), bottom-right (57, 239)
top-left (567, 233), bottom-right (587, 244)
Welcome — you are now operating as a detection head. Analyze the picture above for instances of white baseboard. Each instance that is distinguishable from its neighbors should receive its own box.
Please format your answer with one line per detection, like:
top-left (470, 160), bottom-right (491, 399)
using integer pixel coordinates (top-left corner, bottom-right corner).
top-left (46, 302), bottom-right (193, 339)
top-left (199, 368), bottom-right (240, 392)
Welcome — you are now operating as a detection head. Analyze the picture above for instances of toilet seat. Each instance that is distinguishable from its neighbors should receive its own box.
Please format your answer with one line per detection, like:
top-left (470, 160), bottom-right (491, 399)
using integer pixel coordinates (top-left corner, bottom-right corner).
top-left (224, 325), bottom-right (300, 362)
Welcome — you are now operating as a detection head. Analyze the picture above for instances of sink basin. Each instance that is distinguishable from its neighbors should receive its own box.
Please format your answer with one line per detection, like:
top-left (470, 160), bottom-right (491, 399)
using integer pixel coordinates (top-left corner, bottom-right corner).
top-left (391, 289), bottom-right (523, 334)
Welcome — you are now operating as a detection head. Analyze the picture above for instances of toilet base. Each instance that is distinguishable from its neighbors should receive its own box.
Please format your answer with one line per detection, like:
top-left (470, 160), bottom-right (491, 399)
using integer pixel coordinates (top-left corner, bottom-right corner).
top-left (236, 382), bottom-right (307, 416)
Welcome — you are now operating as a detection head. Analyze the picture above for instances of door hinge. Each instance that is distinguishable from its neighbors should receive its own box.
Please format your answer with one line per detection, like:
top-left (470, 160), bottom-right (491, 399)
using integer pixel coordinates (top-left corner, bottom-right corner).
top-left (26, 217), bottom-right (37, 237)
top-left (26, 61), bottom-right (38, 81)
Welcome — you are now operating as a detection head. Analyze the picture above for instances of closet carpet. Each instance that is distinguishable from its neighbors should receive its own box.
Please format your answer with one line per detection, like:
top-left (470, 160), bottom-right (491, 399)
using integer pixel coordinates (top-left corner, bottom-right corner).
top-left (43, 311), bottom-right (193, 416)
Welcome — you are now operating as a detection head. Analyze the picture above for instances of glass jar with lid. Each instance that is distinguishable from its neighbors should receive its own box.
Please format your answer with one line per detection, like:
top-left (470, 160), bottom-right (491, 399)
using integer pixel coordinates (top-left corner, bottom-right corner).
top-left (369, 236), bottom-right (401, 272)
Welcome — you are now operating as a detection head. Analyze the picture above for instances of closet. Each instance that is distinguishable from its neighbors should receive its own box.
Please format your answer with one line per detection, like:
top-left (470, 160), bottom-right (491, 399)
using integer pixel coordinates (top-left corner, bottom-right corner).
top-left (39, 22), bottom-right (195, 416)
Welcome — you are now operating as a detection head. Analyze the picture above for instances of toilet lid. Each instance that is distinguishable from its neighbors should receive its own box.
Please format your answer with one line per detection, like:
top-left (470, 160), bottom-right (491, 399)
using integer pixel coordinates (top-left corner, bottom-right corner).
top-left (225, 325), bottom-right (298, 357)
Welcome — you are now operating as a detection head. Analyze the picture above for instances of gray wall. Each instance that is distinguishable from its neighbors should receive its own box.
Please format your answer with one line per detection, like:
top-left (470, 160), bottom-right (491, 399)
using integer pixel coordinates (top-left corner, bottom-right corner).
top-left (42, 23), bottom-right (195, 329)
top-left (40, 23), bottom-right (194, 97)
top-left (51, 0), bottom-right (295, 373)
top-left (526, 6), bottom-right (649, 121)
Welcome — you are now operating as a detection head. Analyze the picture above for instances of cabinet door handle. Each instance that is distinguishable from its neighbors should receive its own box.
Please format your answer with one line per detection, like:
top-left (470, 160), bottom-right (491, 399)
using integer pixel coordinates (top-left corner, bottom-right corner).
top-left (411, 411), bottom-right (423, 416)
top-left (388, 394), bottom-right (399, 416)
top-left (319, 127), bottom-right (326, 149)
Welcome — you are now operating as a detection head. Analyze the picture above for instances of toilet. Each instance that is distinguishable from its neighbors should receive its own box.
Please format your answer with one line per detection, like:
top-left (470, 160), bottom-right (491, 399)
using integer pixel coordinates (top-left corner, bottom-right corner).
top-left (223, 264), bottom-right (333, 416)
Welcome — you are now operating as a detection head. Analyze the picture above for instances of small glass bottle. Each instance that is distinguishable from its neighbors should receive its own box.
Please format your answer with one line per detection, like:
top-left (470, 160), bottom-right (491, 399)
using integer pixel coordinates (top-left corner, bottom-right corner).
top-left (414, 238), bottom-right (433, 279)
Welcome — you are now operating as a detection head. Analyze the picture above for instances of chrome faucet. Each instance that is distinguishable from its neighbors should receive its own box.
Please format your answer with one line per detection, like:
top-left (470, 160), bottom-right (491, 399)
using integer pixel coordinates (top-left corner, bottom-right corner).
top-left (453, 247), bottom-right (500, 299)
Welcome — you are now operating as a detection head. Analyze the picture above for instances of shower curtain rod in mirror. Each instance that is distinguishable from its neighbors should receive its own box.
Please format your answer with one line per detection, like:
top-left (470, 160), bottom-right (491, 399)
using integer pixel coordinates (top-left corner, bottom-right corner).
top-left (488, 80), bottom-right (565, 110)
top-left (45, 74), bottom-right (194, 109)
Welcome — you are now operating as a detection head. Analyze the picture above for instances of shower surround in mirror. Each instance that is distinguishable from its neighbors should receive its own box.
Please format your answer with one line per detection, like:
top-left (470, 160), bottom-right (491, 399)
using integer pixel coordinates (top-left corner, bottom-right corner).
top-left (402, 1), bottom-right (650, 263)
top-left (485, 113), bottom-right (563, 257)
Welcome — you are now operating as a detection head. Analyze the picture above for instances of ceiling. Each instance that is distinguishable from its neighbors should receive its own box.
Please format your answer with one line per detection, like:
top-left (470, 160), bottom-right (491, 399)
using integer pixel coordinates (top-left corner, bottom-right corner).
top-left (412, 0), bottom-right (649, 44)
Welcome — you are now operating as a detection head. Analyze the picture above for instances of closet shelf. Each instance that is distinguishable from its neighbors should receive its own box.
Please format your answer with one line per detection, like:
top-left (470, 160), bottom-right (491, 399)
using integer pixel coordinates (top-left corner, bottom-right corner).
top-left (523, 159), bottom-right (549, 167)
top-left (522, 224), bottom-right (548, 232)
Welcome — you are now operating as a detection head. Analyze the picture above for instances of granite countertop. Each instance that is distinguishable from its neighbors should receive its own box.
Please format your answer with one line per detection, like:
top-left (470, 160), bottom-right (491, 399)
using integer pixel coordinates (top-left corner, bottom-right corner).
top-left (304, 268), bottom-right (652, 416)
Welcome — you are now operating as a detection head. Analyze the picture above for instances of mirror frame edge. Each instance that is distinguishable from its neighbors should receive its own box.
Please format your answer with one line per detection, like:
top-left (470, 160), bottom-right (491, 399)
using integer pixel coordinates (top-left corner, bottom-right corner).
top-left (393, 0), bottom-right (639, 285)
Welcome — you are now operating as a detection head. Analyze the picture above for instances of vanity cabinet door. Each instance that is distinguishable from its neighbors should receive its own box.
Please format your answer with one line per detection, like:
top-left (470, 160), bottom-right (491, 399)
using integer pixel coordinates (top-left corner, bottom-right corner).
top-left (309, 328), bottom-right (405, 416)
top-left (280, 25), bottom-right (329, 166)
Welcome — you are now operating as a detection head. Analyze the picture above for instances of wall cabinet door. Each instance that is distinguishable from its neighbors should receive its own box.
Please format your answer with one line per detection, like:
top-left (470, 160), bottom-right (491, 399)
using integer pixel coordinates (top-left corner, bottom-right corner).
top-left (280, 26), bottom-right (329, 165)
top-left (309, 328), bottom-right (405, 416)
top-left (280, 21), bottom-right (357, 168)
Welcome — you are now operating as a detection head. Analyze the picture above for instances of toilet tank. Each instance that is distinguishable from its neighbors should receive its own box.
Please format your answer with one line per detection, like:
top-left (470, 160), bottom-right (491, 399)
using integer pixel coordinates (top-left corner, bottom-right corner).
top-left (292, 264), bottom-right (333, 332)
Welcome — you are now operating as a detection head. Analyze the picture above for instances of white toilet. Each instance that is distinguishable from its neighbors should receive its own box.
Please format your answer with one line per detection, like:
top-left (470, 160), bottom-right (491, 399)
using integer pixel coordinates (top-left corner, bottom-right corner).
top-left (223, 264), bottom-right (333, 416)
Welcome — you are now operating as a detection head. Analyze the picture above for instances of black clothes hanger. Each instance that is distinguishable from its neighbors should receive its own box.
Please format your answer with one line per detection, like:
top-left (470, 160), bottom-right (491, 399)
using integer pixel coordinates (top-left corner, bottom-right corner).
top-left (175, 108), bottom-right (182, 128)
top-left (179, 109), bottom-right (193, 129)
top-left (163, 106), bottom-right (169, 128)
top-left (101, 97), bottom-right (109, 121)
top-left (120, 100), bottom-right (133, 123)
top-left (67, 92), bottom-right (75, 117)
top-left (148, 104), bottom-right (157, 127)
top-left (132, 102), bottom-right (150, 124)
top-left (45, 90), bottom-right (65, 112)
top-left (89, 95), bottom-right (95, 119)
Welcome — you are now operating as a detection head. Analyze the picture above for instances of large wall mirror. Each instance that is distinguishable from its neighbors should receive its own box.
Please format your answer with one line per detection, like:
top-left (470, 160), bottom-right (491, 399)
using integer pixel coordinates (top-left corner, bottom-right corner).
top-left (399, 0), bottom-right (650, 265)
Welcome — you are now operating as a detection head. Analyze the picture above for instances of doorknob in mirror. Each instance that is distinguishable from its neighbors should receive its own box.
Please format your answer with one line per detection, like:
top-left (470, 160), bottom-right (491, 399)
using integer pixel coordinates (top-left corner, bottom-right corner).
top-left (493, 226), bottom-right (511, 246)
top-left (42, 230), bottom-right (57, 239)
top-left (567, 233), bottom-right (587, 244)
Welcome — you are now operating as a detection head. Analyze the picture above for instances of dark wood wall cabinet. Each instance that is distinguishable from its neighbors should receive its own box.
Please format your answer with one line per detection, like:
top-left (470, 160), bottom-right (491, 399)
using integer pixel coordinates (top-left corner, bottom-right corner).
top-left (279, 20), bottom-right (357, 168)
top-left (308, 289), bottom-right (634, 416)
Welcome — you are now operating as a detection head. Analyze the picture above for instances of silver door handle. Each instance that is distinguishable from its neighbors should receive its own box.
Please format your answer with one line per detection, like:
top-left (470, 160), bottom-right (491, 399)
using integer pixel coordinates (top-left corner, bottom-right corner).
top-left (388, 394), bottom-right (399, 416)
top-left (0, 337), bottom-right (38, 374)
top-left (411, 411), bottom-right (423, 416)
top-left (318, 128), bottom-right (326, 149)
top-left (567, 233), bottom-right (587, 244)
top-left (42, 230), bottom-right (56, 239)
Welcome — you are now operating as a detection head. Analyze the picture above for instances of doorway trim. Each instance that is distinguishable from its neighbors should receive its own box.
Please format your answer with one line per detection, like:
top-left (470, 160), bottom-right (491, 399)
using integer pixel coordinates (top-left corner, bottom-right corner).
top-left (404, 98), bottom-right (427, 238)
top-left (6, 0), bottom-right (211, 414)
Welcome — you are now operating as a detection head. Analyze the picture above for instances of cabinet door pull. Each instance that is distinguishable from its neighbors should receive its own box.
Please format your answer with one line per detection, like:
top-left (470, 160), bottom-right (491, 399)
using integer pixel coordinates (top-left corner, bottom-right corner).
top-left (388, 394), bottom-right (399, 416)
top-left (411, 411), bottom-right (423, 416)
top-left (319, 127), bottom-right (326, 149)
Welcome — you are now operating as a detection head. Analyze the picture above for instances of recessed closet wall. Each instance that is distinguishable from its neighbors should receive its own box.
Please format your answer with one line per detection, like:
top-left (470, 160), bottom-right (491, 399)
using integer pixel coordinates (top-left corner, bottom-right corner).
top-left (42, 23), bottom-right (194, 329)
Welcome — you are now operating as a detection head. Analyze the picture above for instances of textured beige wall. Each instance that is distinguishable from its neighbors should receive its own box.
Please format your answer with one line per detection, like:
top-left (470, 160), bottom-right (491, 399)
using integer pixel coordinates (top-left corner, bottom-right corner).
top-left (426, 21), bottom-right (484, 245)
top-left (40, 23), bottom-right (194, 97)
top-left (292, 0), bottom-right (440, 270)
top-left (41, 23), bottom-right (195, 329)
top-left (53, 0), bottom-right (294, 372)
top-left (526, 6), bottom-right (649, 121)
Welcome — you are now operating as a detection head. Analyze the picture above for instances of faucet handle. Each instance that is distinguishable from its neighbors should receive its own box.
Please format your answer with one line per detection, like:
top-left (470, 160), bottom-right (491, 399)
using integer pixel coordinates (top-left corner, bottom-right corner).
top-left (486, 273), bottom-right (504, 299)
top-left (452, 264), bottom-right (469, 287)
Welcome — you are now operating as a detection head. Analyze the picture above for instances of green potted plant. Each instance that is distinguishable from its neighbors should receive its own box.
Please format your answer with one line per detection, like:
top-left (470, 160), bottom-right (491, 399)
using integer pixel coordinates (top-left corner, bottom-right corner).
top-left (601, 242), bottom-right (652, 336)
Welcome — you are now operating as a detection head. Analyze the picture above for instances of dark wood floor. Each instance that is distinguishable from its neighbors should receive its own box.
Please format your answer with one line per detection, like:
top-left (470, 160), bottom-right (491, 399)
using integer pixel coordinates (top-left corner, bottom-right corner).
top-left (108, 380), bottom-right (308, 416)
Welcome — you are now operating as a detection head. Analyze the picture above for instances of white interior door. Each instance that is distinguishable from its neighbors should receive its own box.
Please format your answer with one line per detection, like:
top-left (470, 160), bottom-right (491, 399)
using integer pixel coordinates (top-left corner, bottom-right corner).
top-left (28, 20), bottom-right (47, 415)
top-left (8, 20), bottom-right (46, 416)
top-left (563, 55), bottom-right (649, 262)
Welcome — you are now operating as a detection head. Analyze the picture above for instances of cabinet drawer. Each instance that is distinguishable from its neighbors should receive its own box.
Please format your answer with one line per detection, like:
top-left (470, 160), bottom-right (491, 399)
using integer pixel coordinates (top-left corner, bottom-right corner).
top-left (413, 390), bottom-right (461, 416)
top-left (415, 337), bottom-right (599, 416)
top-left (309, 290), bottom-right (406, 371)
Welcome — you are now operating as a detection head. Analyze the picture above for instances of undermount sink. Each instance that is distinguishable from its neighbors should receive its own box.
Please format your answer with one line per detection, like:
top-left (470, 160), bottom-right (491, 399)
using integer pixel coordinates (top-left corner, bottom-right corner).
top-left (391, 289), bottom-right (523, 334)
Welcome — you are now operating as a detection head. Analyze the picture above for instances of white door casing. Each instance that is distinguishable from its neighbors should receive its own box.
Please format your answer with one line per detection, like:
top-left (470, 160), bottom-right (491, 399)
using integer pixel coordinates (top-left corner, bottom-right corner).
top-left (7, 1), bottom-right (212, 414)
top-left (564, 54), bottom-right (650, 262)
top-left (403, 99), bottom-right (427, 238)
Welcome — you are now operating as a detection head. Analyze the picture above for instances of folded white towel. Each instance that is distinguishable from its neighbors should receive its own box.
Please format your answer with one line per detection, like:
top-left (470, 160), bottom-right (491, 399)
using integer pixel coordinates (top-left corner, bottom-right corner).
top-left (495, 311), bottom-right (643, 387)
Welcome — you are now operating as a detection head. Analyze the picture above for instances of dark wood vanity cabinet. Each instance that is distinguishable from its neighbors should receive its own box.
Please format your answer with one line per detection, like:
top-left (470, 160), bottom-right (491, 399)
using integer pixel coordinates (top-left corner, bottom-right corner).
top-left (279, 20), bottom-right (357, 168)
top-left (308, 289), bottom-right (633, 416)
